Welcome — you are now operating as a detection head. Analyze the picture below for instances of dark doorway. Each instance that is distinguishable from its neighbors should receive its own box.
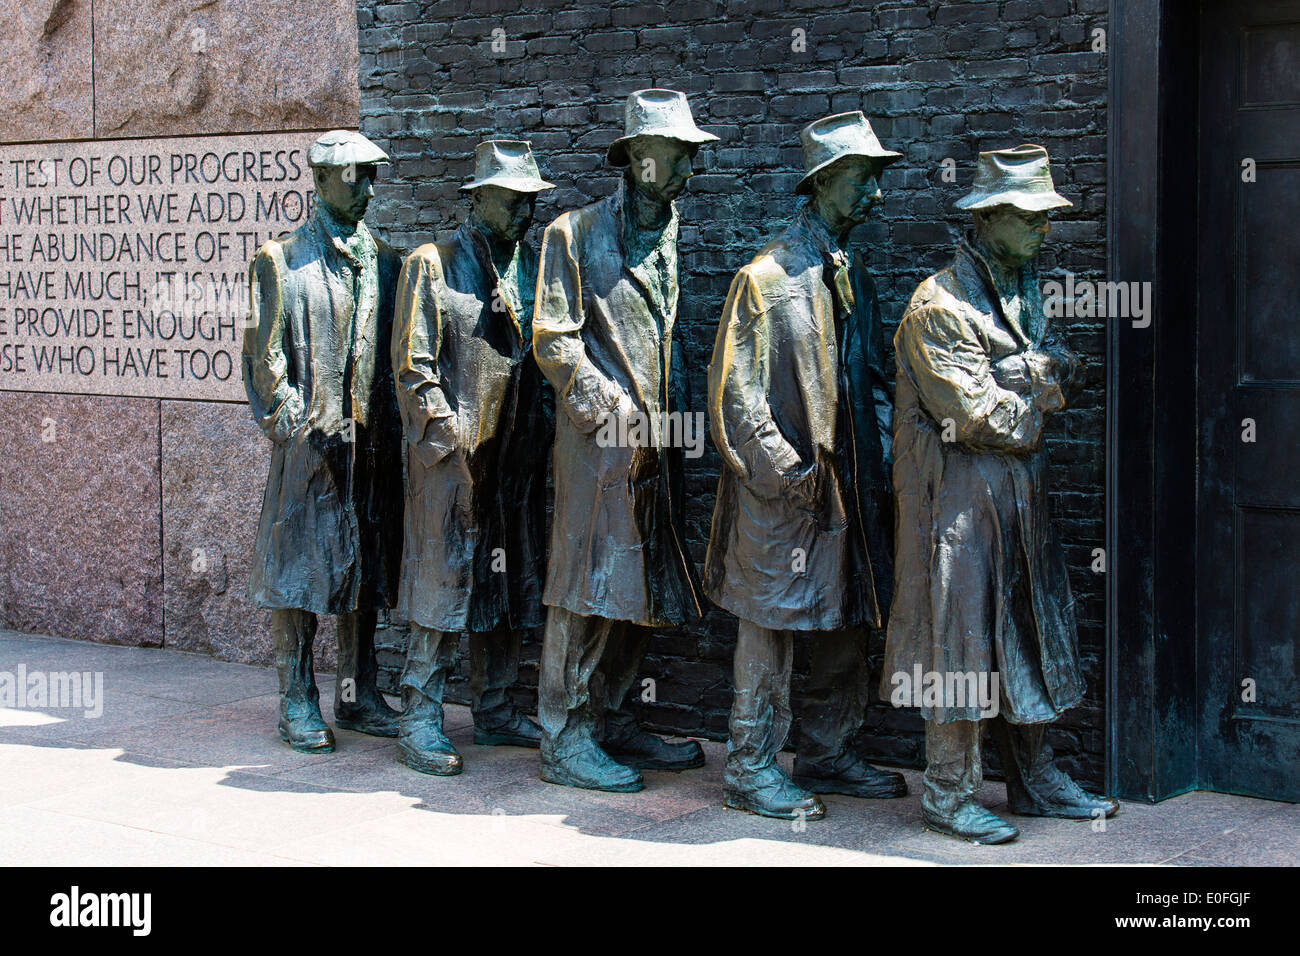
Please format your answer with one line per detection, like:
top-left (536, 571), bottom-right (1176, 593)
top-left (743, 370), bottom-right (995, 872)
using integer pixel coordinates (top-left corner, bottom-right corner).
top-left (1108, 0), bottom-right (1300, 802)
top-left (1196, 0), bottom-right (1300, 801)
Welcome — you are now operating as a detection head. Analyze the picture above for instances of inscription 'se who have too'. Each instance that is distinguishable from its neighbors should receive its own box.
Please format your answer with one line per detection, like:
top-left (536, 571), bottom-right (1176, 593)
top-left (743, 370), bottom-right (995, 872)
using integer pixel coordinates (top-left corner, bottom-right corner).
top-left (0, 132), bottom-right (327, 401)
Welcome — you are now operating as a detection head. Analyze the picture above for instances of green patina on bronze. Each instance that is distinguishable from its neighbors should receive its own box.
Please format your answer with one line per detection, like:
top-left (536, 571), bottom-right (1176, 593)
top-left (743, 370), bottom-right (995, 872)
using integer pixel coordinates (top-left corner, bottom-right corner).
top-left (390, 140), bottom-right (554, 776)
top-left (883, 144), bottom-right (1118, 844)
top-left (242, 130), bottom-right (404, 754)
top-left (532, 91), bottom-right (715, 793)
top-left (707, 112), bottom-right (905, 821)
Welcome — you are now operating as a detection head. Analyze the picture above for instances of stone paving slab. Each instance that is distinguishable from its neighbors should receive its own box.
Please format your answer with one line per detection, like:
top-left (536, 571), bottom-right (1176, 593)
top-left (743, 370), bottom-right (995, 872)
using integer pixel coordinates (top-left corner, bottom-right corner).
top-left (0, 632), bottom-right (1295, 866)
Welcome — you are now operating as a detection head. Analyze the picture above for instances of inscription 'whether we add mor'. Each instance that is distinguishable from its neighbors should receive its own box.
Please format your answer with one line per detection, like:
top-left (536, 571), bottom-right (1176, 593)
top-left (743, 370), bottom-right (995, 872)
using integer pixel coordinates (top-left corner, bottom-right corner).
top-left (0, 132), bottom-right (330, 401)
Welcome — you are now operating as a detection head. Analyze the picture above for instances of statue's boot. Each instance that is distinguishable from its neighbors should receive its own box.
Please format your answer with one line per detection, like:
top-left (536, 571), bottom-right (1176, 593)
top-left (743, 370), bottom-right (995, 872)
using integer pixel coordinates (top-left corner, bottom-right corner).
top-left (537, 607), bottom-right (643, 792)
top-left (335, 610), bottom-right (401, 737)
top-left (722, 620), bottom-right (820, 818)
top-left (921, 718), bottom-right (1018, 844)
top-left (794, 626), bottom-right (904, 797)
top-left (396, 625), bottom-right (462, 776)
top-left (598, 621), bottom-right (703, 771)
top-left (272, 608), bottom-right (335, 754)
top-left (604, 712), bottom-right (704, 771)
top-left (540, 724), bottom-right (644, 792)
top-left (922, 798), bottom-right (1020, 845)
top-left (992, 719), bottom-right (1120, 820)
top-left (474, 710), bottom-right (542, 748)
top-left (468, 627), bottom-right (542, 748)
top-left (793, 752), bottom-right (908, 799)
top-left (724, 764), bottom-right (825, 820)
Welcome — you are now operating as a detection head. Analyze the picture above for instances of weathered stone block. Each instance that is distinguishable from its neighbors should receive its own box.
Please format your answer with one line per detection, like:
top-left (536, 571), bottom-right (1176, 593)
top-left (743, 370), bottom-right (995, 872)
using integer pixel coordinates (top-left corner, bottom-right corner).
top-left (160, 399), bottom-right (267, 662)
top-left (93, 0), bottom-right (359, 138)
top-left (0, 392), bottom-right (162, 645)
top-left (161, 398), bottom-right (344, 672)
top-left (0, 0), bottom-right (95, 142)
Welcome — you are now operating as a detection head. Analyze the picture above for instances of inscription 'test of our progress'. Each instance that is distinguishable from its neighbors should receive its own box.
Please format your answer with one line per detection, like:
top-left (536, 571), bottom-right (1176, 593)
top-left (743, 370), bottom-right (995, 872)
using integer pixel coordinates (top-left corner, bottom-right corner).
top-left (0, 132), bottom-right (335, 401)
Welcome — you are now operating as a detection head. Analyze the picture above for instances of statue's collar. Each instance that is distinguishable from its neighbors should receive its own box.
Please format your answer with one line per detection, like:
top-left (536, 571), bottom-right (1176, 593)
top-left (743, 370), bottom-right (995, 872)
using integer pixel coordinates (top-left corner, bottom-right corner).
top-left (314, 202), bottom-right (373, 264)
top-left (799, 202), bottom-right (848, 269)
top-left (615, 180), bottom-right (678, 253)
top-left (960, 232), bottom-right (1025, 294)
top-left (462, 219), bottom-right (519, 283)
top-left (957, 232), bottom-right (1042, 346)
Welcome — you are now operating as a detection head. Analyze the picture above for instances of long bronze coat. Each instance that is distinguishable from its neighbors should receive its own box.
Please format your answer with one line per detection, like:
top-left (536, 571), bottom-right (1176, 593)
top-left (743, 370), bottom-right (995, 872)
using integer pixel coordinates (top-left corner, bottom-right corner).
top-left (242, 207), bottom-right (404, 615)
top-left (392, 223), bottom-right (552, 633)
top-left (532, 183), bottom-right (702, 627)
top-left (882, 238), bottom-right (1084, 723)
top-left (705, 205), bottom-right (892, 632)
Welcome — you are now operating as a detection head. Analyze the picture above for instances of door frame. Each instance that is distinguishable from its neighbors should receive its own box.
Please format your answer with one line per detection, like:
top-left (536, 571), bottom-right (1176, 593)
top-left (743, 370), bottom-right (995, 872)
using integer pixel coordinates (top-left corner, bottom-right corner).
top-left (1107, 0), bottom-right (1202, 801)
top-left (1193, 0), bottom-right (1300, 801)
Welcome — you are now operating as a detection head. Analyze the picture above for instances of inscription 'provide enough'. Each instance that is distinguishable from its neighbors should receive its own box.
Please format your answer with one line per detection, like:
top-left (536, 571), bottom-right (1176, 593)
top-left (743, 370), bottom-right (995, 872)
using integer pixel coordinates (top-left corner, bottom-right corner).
top-left (0, 131), bottom-right (332, 401)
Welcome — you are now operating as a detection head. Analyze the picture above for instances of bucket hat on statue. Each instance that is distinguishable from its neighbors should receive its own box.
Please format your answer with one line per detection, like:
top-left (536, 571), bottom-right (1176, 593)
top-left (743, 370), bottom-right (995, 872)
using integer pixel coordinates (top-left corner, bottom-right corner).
top-left (460, 140), bottom-right (555, 192)
top-left (954, 144), bottom-right (1071, 211)
top-left (795, 111), bottom-right (902, 195)
top-left (606, 89), bottom-right (720, 166)
top-left (308, 130), bottom-right (390, 168)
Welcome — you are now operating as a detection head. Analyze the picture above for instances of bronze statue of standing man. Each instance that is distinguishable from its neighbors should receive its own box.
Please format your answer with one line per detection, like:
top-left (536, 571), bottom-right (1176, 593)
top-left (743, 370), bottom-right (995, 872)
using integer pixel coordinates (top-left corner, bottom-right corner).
top-left (707, 112), bottom-right (906, 819)
top-left (243, 130), bottom-right (404, 753)
top-left (391, 141), bottom-right (555, 775)
top-left (532, 90), bottom-right (718, 792)
top-left (883, 145), bottom-right (1118, 842)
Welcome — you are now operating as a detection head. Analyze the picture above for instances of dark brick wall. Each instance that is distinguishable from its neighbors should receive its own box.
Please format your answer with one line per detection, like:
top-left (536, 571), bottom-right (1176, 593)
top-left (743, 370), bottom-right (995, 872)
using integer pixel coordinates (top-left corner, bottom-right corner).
top-left (358, 0), bottom-right (1109, 784)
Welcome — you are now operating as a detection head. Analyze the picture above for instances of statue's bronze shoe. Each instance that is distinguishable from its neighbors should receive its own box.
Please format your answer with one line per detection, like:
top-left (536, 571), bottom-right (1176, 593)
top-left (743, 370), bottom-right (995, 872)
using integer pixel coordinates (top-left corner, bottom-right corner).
top-left (397, 723), bottom-right (463, 776)
top-left (474, 711), bottom-right (542, 748)
top-left (1008, 779), bottom-right (1120, 820)
top-left (793, 755), bottom-right (908, 799)
top-left (723, 767), bottom-right (825, 821)
top-left (540, 744), bottom-right (644, 792)
top-left (605, 730), bottom-right (705, 771)
top-left (335, 693), bottom-right (402, 738)
top-left (922, 801), bottom-right (1019, 844)
top-left (278, 704), bottom-right (336, 754)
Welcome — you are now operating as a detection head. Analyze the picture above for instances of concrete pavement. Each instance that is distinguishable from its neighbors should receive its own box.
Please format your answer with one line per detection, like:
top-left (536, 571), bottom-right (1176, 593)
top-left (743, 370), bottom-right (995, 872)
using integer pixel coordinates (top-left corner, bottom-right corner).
top-left (1, 631), bottom-right (1295, 866)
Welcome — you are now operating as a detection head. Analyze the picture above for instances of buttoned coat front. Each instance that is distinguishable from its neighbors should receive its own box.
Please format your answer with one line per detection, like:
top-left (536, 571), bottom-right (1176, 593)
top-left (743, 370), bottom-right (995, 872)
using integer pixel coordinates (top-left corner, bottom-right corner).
top-left (242, 209), bottom-right (404, 615)
top-left (391, 224), bottom-right (552, 633)
top-left (532, 184), bottom-right (702, 627)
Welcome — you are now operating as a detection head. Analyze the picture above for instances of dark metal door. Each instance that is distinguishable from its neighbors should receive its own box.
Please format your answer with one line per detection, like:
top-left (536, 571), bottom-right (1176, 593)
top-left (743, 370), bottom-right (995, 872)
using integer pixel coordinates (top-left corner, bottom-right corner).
top-left (1198, 0), bottom-right (1300, 801)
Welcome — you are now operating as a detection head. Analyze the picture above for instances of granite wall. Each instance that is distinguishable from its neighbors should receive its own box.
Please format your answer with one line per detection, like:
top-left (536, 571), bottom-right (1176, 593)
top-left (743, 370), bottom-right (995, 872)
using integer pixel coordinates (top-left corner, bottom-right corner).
top-left (357, 0), bottom-right (1109, 783)
top-left (0, 0), bottom-right (361, 672)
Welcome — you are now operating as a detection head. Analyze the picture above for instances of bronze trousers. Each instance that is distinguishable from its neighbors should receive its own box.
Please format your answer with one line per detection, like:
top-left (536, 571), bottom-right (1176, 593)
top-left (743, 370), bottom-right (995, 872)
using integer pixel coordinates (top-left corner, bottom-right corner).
top-left (923, 717), bottom-right (1060, 816)
top-left (725, 621), bottom-right (870, 790)
top-left (271, 607), bottom-right (379, 710)
top-left (400, 624), bottom-right (525, 729)
top-left (537, 605), bottom-right (650, 755)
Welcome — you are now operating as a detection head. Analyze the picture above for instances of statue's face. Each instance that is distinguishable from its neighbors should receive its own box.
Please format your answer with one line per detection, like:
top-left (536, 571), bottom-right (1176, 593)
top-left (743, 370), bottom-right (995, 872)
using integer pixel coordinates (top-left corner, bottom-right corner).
top-left (975, 205), bottom-right (1051, 266)
top-left (813, 156), bottom-right (882, 232)
top-left (626, 136), bottom-right (698, 203)
top-left (472, 185), bottom-right (537, 243)
top-left (314, 163), bottom-right (379, 225)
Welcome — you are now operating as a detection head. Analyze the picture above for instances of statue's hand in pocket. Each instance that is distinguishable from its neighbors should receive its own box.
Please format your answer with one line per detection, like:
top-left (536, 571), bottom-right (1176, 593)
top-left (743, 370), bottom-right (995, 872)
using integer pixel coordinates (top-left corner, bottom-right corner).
top-left (782, 460), bottom-right (819, 513)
